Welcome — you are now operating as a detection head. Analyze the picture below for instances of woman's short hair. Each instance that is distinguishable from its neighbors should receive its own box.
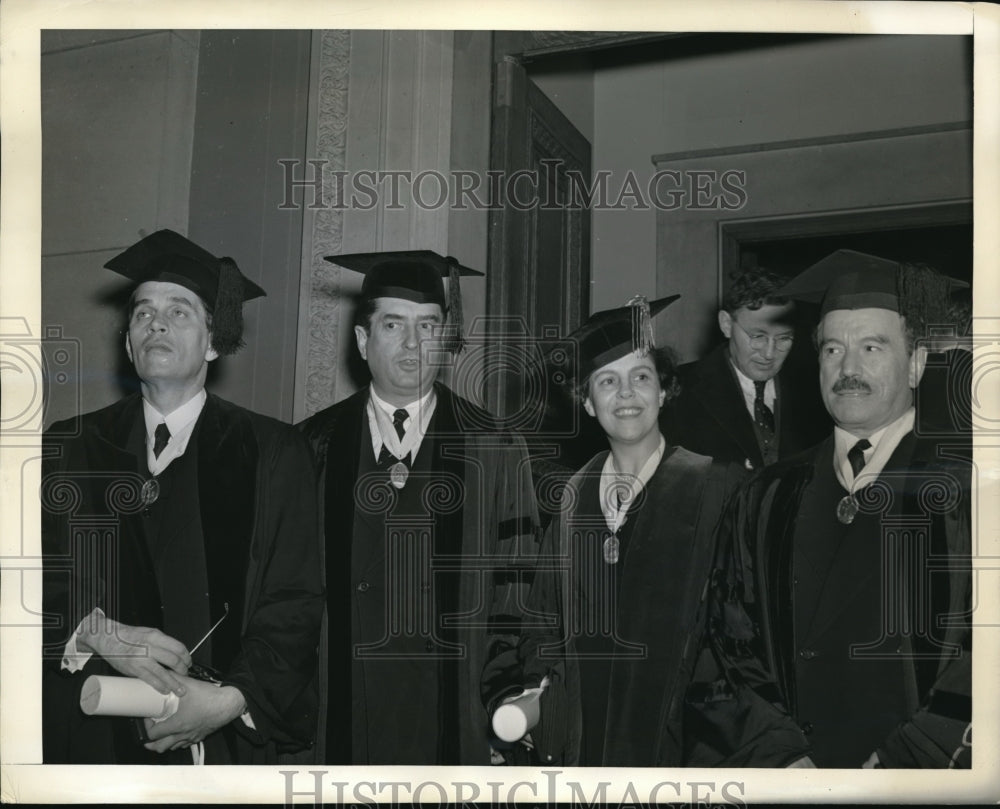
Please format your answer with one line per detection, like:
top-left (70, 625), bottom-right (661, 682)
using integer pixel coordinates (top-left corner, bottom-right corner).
top-left (572, 345), bottom-right (681, 406)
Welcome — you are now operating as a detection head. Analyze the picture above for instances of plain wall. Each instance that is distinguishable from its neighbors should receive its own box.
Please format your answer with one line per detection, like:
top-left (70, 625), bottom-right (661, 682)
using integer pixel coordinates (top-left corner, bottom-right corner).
top-left (188, 30), bottom-right (312, 420)
top-left (41, 30), bottom-right (312, 424)
top-left (530, 53), bottom-right (595, 145)
top-left (591, 35), bottom-right (972, 316)
top-left (41, 30), bottom-right (200, 425)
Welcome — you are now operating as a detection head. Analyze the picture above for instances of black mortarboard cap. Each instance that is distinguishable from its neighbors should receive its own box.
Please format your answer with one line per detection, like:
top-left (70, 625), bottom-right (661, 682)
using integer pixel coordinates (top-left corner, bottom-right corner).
top-left (105, 229), bottom-right (265, 356)
top-left (325, 250), bottom-right (484, 352)
top-left (568, 294), bottom-right (680, 381)
top-left (779, 249), bottom-right (969, 318)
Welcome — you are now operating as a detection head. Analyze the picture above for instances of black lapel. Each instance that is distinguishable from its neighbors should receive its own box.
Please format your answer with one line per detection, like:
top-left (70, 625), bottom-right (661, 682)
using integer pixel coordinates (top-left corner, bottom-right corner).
top-left (774, 373), bottom-right (787, 452)
top-left (774, 372), bottom-right (808, 459)
top-left (694, 346), bottom-right (763, 467)
top-left (608, 450), bottom-right (713, 763)
top-left (427, 385), bottom-right (467, 558)
top-left (762, 446), bottom-right (820, 716)
top-left (85, 395), bottom-right (163, 627)
top-left (319, 387), bottom-right (367, 765)
top-left (426, 384), bottom-right (466, 762)
top-left (323, 388), bottom-right (367, 532)
top-left (880, 432), bottom-right (948, 697)
top-left (196, 394), bottom-right (257, 669)
top-left (322, 388), bottom-right (367, 561)
top-left (88, 394), bottom-right (144, 463)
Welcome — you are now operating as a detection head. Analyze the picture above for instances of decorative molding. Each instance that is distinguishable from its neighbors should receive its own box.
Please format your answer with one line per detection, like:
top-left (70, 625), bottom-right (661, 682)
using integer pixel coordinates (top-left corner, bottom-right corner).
top-left (653, 121), bottom-right (972, 362)
top-left (652, 121), bottom-right (972, 166)
top-left (518, 31), bottom-right (680, 60)
top-left (304, 29), bottom-right (351, 416)
top-left (527, 108), bottom-right (587, 330)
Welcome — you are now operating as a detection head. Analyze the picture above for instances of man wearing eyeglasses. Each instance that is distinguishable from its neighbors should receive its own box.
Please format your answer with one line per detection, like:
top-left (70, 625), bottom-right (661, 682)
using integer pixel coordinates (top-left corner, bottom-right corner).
top-left (42, 230), bottom-right (323, 765)
top-left (666, 265), bottom-right (828, 471)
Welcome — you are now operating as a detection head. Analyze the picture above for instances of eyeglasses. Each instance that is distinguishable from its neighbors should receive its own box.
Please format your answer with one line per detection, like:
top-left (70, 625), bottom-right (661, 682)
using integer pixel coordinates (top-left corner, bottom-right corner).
top-left (732, 319), bottom-right (794, 353)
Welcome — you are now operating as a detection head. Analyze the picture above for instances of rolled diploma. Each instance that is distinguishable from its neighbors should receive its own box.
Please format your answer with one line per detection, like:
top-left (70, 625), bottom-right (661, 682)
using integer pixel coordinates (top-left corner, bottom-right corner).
top-left (491, 675), bottom-right (549, 743)
top-left (79, 675), bottom-right (179, 722)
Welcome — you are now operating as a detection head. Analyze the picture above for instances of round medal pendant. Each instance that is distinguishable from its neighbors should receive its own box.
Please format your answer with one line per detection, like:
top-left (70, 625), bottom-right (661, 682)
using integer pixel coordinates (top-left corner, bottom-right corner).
top-left (389, 461), bottom-right (409, 489)
top-left (836, 494), bottom-right (859, 525)
top-left (602, 535), bottom-right (620, 565)
top-left (140, 478), bottom-right (160, 507)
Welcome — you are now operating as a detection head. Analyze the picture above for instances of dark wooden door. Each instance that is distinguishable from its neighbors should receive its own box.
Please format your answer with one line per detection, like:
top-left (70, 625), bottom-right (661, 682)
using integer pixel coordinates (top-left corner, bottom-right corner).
top-left (487, 56), bottom-right (591, 422)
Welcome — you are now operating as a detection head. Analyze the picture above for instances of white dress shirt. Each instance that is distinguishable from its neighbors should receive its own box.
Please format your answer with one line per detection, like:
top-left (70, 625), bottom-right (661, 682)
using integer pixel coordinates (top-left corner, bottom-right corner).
top-left (833, 407), bottom-right (915, 494)
top-left (143, 389), bottom-right (207, 475)
top-left (367, 386), bottom-right (436, 462)
top-left (598, 435), bottom-right (667, 534)
top-left (731, 360), bottom-right (776, 418)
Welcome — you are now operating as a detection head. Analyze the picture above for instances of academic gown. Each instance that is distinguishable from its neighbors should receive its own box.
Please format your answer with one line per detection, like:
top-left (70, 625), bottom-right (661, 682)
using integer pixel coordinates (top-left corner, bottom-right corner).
top-left (299, 383), bottom-right (542, 765)
top-left (41, 393), bottom-right (324, 764)
top-left (687, 431), bottom-right (972, 767)
top-left (520, 446), bottom-right (745, 767)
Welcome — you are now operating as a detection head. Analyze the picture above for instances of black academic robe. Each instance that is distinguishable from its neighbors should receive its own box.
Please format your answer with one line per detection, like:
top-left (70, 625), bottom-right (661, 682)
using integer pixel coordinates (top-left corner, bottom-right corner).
top-left (41, 393), bottom-right (324, 764)
top-left (687, 431), bottom-right (972, 768)
top-left (299, 383), bottom-right (541, 765)
top-left (519, 446), bottom-right (745, 766)
top-left (665, 344), bottom-right (829, 471)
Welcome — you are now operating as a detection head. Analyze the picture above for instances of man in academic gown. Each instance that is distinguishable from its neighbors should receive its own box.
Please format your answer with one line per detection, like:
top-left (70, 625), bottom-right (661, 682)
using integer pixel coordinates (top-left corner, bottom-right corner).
top-left (42, 230), bottom-right (323, 764)
top-left (666, 265), bottom-right (829, 472)
top-left (686, 251), bottom-right (972, 768)
top-left (299, 252), bottom-right (542, 765)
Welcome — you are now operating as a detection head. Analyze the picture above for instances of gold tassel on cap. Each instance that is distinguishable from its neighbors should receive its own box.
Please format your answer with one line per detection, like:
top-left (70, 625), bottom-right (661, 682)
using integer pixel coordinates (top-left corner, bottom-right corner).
top-left (627, 295), bottom-right (655, 356)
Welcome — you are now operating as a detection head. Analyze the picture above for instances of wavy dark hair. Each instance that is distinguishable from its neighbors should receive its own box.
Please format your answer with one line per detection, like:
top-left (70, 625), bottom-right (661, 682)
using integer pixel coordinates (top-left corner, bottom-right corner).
top-left (722, 265), bottom-right (790, 313)
top-left (573, 346), bottom-right (681, 407)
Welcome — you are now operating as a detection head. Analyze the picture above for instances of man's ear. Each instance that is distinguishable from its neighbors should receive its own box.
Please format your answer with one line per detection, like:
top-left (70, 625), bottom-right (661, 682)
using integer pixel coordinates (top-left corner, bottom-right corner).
top-left (718, 309), bottom-right (733, 339)
top-left (909, 344), bottom-right (928, 389)
top-left (583, 396), bottom-right (596, 418)
top-left (125, 332), bottom-right (133, 363)
top-left (354, 325), bottom-right (369, 361)
top-left (205, 344), bottom-right (219, 363)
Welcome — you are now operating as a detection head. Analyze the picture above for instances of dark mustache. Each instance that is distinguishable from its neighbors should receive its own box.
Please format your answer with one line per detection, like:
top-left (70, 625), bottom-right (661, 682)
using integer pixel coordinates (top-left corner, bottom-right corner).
top-left (833, 376), bottom-right (871, 394)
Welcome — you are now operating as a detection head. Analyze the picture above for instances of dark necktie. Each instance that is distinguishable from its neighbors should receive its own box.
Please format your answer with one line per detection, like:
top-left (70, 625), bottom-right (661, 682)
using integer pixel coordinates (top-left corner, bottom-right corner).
top-left (753, 380), bottom-right (775, 437)
top-left (377, 409), bottom-right (410, 468)
top-left (392, 408), bottom-right (408, 440)
top-left (377, 446), bottom-right (411, 468)
top-left (152, 422), bottom-right (171, 458)
top-left (848, 438), bottom-right (872, 479)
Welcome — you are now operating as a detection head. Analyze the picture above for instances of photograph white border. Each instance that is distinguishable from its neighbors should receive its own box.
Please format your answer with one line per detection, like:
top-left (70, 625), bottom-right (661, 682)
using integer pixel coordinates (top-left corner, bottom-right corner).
top-left (2, 0), bottom-right (997, 803)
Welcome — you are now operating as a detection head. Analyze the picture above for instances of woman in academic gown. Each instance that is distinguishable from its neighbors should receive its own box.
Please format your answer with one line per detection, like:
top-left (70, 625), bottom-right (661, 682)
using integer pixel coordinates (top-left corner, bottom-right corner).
top-left (508, 296), bottom-right (745, 767)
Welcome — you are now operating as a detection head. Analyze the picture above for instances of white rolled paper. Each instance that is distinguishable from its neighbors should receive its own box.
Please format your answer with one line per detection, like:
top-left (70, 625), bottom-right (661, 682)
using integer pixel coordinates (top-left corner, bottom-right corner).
top-left (79, 675), bottom-right (179, 722)
top-left (491, 676), bottom-right (549, 743)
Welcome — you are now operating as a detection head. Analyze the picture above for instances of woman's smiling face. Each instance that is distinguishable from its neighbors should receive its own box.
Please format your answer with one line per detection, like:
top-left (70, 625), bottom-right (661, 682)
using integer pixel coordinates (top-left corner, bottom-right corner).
top-left (583, 352), bottom-right (665, 446)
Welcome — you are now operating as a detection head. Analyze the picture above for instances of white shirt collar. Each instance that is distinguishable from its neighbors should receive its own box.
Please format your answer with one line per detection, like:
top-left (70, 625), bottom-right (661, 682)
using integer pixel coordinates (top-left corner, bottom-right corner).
top-left (142, 389), bottom-right (207, 475)
top-left (367, 386), bottom-right (437, 462)
top-left (833, 407), bottom-right (915, 493)
top-left (598, 434), bottom-right (666, 534)
top-left (369, 386), bottom-right (434, 423)
top-left (729, 356), bottom-right (776, 413)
